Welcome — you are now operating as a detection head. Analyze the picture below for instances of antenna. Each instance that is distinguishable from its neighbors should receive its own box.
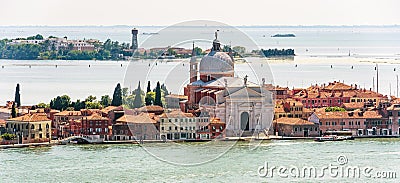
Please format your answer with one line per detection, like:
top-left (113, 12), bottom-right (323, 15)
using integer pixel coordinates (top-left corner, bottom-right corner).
top-left (376, 63), bottom-right (379, 93)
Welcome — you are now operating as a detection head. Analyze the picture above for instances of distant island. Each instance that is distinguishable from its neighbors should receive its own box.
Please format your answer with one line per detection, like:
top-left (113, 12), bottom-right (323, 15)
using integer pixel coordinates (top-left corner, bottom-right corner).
top-left (261, 48), bottom-right (295, 57)
top-left (271, 34), bottom-right (296, 37)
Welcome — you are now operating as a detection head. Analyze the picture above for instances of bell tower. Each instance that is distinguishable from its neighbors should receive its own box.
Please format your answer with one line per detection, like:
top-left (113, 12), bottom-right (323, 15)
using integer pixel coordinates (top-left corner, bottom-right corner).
top-left (190, 42), bottom-right (198, 83)
top-left (131, 28), bottom-right (138, 52)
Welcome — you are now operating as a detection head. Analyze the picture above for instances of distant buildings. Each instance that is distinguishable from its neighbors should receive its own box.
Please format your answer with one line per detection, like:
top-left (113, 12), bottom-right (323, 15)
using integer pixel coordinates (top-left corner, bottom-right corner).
top-left (10, 37), bottom-right (96, 51)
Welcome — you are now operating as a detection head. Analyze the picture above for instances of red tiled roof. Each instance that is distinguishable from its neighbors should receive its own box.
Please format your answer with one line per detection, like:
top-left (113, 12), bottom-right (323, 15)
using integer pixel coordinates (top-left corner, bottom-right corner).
top-left (54, 111), bottom-right (82, 116)
top-left (137, 105), bottom-right (164, 112)
top-left (159, 110), bottom-right (194, 118)
top-left (8, 113), bottom-right (50, 122)
top-left (116, 113), bottom-right (157, 124)
top-left (314, 110), bottom-right (382, 119)
top-left (276, 117), bottom-right (315, 125)
top-left (82, 113), bottom-right (109, 121)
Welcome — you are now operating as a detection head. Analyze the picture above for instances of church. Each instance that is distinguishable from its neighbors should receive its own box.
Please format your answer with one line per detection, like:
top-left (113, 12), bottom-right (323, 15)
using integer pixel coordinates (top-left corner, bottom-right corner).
top-left (183, 31), bottom-right (274, 137)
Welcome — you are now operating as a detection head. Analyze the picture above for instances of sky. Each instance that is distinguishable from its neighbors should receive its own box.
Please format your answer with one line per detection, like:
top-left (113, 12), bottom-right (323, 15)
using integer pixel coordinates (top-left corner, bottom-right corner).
top-left (0, 0), bottom-right (399, 26)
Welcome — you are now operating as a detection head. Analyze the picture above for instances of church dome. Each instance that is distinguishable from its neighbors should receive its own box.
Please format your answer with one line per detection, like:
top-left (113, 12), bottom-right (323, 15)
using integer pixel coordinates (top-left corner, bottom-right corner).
top-left (199, 51), bottom-right (234, 74)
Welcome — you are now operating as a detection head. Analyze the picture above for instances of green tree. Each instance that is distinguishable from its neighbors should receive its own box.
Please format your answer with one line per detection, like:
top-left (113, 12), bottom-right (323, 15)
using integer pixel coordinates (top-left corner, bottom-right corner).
top-left (85, 95), bottom-right (96, 102)
top-left (133, 82), bottom-right (144, 108)
top-left (111, 83), bottom-right (122, 106)
top-left (100, 95), bottom-right (111, 107)
top-left (194, 47), bottom-right (203, 56)
top-left (14, 83), bottom-right (21, 107)
top-left (233, 46), bottom-right (246, 55)
top-left (37, 102), bottom-right (50, 108)
top-left (145, 91), bottom-right (155, 106)
top-left (147, 81), bottom-right (151, 93)
top-left (325, 107), bottom-right (346, 112)
top-left (154, 82), bottom-right (162, 107)
top-left (1, 133), bottom-right (16, 140)
top-left (71, 99), bottom-right (86, 111)
top-left (11, 103), bottom-right (17, 118)
top-left (86, 101), bottom-right (102, 109)
top-left (50, 95), bottom-right (71, 111)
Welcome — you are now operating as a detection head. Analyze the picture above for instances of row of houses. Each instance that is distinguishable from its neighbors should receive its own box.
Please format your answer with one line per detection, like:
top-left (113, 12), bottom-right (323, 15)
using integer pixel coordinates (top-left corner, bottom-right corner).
top-left (270, 81), bottom-right (400, 137)
top-left (2, 105), bottom-right (226, 144)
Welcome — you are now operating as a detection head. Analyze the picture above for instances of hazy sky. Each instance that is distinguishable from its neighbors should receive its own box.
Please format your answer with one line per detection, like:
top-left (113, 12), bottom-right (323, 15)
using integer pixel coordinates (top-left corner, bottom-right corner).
top-left (1, 0), bottom-right (399, 26)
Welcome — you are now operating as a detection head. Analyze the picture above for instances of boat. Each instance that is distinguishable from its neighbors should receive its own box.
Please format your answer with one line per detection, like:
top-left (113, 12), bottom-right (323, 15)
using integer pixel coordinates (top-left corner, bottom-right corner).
top-left (315, 135), bottom-right (353, 142)
top-left (142, 32), bottom-right (159, 35)
top-left (271, 34), bottom-right (296, 37)
top-left (315, 131), bottom-right (355, 142)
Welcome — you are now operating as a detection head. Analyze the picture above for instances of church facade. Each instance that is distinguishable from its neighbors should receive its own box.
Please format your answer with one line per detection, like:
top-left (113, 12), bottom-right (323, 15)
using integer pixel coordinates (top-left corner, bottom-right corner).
top-left (183, 32), bottom-right (274, 137)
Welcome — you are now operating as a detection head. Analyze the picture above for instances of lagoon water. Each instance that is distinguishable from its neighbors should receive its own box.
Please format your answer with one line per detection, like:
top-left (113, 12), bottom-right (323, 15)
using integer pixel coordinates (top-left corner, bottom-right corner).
top-left (1, 26), bottom-right (400, 105)
top-left (0, 139), bottom-right (399, 182)
top-left (1, 57), bottom-right (400, 105)
top-left (1, 26), bottom-right (400, 182)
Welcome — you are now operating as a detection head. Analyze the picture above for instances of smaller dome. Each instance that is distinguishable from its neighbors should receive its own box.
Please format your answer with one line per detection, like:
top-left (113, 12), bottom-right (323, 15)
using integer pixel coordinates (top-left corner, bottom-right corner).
top-left (199, 51), bottom-right (234, 74)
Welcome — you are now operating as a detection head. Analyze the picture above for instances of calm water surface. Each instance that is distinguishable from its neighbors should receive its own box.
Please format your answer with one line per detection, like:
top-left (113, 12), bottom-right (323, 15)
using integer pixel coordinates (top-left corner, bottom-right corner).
top-left (0, 139), bottom-right (399, 182)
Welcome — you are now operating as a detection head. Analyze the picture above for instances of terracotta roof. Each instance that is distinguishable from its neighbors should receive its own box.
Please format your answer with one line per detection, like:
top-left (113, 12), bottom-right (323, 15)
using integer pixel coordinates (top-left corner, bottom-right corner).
top-left (159, 110), bottom-right (194, 118)
top-left (116, 113), bottom-right (157, 124)
top-left (342, 103), bottom-right (364, 109)
top-left (387, 104), bottom-right (400, 110)
top-left (101, 106), bottom-right (122, 113)
top-left (322, 82), bottom-right (354, 91)
top-left (55, 111), bottom-right (82, 116)
top-left (137, 105), bottom-right (164, 112)
top-left (83, 113), bottom-right (109, 121)
top-left (8, 113), bottom-right (50, 122)
top-left (314, 110), bottom-right (382, 119)
top-left (276, 117), bottom-right (315, 125)
top-left (264, 84), bottom-right (289, 91)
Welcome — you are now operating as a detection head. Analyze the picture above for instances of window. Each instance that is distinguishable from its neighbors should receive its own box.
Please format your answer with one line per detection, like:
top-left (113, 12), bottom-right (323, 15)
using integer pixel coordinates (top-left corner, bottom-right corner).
top-left (175, 126), bottom-right (178, 130)
top-left (161, 119), bottom-right (164, 123)
top-left (169, 126), bottom-right (172, 130)
top-left (161, 127), bottom-right (164, 130)
top-left (31, 124), bottom-right (35, 129)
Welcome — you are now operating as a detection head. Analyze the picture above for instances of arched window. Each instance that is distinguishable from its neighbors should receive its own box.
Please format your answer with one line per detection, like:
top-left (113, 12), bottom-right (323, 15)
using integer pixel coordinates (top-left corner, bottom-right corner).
top-left (31, 124), bottom-right (35, 129)
top-left (46, 123), bottom-right (49, 129)
top-left (26, 124), bottom-right (29, 129)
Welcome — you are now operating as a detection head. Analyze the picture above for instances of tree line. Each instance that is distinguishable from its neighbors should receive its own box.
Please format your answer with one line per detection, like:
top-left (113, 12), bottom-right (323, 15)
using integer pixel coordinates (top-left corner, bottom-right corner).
top-left (10, 81), bottom-right (169, 116)
top-left (261, 48), bottom-right (295, 57)
top-left (0, 34), bottom-right (132, 60)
